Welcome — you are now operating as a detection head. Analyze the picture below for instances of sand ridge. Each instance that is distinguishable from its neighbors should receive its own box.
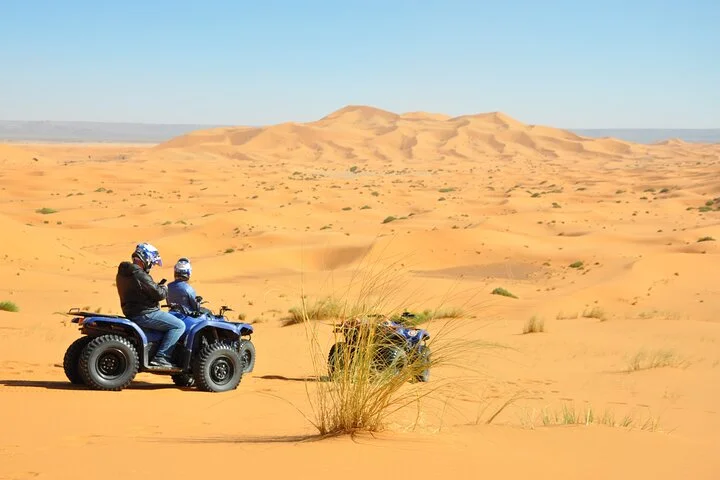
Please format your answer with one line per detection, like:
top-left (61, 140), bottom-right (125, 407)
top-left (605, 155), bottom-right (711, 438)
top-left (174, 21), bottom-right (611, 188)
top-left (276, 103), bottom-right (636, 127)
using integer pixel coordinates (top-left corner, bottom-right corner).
top-left (1, 107), bottom-right (719, 479)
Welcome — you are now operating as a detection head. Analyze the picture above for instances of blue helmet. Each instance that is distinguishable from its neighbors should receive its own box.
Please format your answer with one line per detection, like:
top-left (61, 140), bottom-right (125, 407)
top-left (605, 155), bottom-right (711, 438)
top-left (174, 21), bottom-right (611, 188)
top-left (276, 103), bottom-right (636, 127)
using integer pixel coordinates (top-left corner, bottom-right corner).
top-left (132, 243), bottom-right (163, 271)
top-left (174, 257), bottom-right (192, 280)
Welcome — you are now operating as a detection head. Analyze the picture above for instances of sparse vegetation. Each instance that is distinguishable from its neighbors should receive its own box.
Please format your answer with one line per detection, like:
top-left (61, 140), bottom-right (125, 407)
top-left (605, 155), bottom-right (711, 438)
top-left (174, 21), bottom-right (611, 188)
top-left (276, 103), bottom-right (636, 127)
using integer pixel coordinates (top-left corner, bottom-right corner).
top-left (697, 236), bottom-right (715, 242)
top-left (522, 403), bottom-right (660, 431)
top-left (491, 287), bottom-right (517, 299)
top-left (627, 348), bottom-right (689, 371)
top-left (438, 187), bottom-right (456, 193)
top-left (224, 248), bottom-right (235, 254)
top-left (389, 307), bottom-right (464, 326)
top-left (35, 207), bottom-right (57, 214)
top-left (285, 296), bottom-right (344, 326)
top-left (382, 216), bottom-right (397, 224)
top-left (0, 301), bottom-right (19, 312)
top-left (569, 261), bottom-right (584, 269)
top-left (523, 316), bottom-right (545, 334)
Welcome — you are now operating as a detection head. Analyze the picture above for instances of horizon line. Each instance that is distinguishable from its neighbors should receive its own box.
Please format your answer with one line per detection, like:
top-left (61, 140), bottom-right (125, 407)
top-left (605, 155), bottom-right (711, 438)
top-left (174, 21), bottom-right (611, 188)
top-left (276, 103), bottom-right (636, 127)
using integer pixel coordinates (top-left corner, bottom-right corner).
top-left (1, 119), bottom-right (719, 131)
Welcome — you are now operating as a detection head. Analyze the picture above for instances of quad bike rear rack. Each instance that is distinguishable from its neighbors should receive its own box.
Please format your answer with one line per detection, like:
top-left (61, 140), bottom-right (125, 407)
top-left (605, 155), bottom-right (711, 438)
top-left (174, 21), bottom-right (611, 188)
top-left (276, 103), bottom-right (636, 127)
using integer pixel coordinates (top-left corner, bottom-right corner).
top-left (67, 307), bottom-right (127, 320)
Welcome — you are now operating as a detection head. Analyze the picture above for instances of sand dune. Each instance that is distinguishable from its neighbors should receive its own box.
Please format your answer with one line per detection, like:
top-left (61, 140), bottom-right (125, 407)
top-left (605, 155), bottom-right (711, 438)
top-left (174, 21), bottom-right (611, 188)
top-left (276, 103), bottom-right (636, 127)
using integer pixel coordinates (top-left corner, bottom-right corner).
top-left (153, 106), bottom-right (685, 164)
top-left (1, 107), bottom-right (720, 479)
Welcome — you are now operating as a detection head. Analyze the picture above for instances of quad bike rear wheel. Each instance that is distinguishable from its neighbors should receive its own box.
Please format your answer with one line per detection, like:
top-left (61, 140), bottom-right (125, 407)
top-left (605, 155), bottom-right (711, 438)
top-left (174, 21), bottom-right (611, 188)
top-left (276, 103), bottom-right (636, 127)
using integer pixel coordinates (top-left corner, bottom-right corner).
top-left (238, 340), bottom-right (255, 374)
top-left (413, 344), bottom-right (431, 383)
top-left (192, 341), bottom-right (244, 393)
top-left (63, 336), bottom-right (93, 385)
top-left (79, 334), bottom-right (139, 391)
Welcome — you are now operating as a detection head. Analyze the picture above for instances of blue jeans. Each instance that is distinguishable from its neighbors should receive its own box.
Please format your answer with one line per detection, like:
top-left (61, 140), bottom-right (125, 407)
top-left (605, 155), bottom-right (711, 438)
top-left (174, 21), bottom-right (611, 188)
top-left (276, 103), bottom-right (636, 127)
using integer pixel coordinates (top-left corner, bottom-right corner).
top-left (133, 309), bottom-right (186, 360)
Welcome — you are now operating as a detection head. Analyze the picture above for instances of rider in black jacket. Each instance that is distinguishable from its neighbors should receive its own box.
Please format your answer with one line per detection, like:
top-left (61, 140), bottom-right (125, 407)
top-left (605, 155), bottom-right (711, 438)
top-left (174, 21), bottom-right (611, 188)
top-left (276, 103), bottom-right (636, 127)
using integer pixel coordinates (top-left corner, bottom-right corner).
top-left (116, 243), bottom-right (186, 368)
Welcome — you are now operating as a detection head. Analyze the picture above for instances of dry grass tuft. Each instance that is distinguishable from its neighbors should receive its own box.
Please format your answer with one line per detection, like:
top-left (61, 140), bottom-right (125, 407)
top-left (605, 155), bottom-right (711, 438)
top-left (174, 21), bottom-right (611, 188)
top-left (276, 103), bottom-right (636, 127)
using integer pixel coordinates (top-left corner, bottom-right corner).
top-left (582, 306), bottom-right (607, 321)
top-left (523, 316), bottom-right (545, 334)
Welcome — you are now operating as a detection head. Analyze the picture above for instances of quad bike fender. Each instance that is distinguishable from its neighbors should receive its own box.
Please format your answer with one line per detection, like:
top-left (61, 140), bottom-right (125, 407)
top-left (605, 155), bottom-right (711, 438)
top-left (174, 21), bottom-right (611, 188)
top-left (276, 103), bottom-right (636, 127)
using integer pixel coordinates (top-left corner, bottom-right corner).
top-left (184, 319), bottom-right (244, 348)
top-left (80, 317), bottom-right (149, 345)
top-left (235, 322), bottom-right (254, 337)
top-left (399, 327), bottom-right (430, 345)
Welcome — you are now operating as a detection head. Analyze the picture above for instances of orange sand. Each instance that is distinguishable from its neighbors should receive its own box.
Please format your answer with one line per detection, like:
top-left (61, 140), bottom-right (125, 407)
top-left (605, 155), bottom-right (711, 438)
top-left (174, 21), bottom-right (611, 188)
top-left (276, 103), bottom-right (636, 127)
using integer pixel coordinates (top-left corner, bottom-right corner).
top-left (1, 106), bottom-right (719, 479)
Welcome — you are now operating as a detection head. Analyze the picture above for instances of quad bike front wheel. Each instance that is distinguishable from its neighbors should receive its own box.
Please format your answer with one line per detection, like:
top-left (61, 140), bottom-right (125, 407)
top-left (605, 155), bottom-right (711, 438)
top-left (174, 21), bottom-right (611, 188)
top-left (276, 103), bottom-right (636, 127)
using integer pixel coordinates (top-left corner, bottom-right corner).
top-left (63, 336), bottom-right (93, 385)
top-left (79, 334), bottom-right (139, 391)
top-left (373, 345), bottom-right (408, 377)
top-left (238, 340), bottom-right (255, 374)
top-left (192, 341), bottom-right (244, 393)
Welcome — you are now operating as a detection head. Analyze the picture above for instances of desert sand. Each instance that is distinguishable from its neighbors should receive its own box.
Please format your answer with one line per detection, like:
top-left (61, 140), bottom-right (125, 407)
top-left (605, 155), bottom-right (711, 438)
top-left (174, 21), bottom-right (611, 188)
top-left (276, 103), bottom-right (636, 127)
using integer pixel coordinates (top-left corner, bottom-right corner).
top-left (1, 106), bottom-right (719, 479)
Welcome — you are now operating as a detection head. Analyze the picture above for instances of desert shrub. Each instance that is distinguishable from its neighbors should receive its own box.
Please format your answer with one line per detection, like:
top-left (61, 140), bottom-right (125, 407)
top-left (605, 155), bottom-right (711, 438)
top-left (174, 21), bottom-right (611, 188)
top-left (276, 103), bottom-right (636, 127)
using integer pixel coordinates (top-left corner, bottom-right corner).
top-left (491, 287), bottom-right (517, 299)
top-left (0, 301), bottom-right (19, 312)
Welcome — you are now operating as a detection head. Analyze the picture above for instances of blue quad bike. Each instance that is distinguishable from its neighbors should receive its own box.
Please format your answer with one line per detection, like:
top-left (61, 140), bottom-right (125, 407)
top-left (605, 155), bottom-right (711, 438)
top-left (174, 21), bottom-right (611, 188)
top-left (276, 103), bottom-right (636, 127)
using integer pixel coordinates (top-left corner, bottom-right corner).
top-left (327, 312), bottom-right (431, 383)
top-left (62, 299), bottom-right (255, 392)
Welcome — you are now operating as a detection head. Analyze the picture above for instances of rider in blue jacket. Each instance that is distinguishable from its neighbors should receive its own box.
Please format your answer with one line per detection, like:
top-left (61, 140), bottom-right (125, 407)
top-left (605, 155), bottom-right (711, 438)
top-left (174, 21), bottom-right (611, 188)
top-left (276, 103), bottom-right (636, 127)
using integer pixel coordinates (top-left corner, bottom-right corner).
top-left (167, 258), bottom-right (210, 316)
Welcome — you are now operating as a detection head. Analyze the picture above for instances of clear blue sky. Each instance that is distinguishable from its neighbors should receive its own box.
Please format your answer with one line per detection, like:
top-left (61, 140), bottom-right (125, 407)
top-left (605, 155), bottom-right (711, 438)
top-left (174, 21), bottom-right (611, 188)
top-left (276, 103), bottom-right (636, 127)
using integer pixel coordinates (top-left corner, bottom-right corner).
top-left (1, 0), bottom-right (718, 128)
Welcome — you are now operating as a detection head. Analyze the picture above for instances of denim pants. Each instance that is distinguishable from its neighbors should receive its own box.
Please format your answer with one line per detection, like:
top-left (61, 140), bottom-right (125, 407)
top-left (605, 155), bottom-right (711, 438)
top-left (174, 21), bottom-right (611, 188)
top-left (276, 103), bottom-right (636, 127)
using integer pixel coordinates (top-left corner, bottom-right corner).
top-left (133, 309), bottom-right (186, 359)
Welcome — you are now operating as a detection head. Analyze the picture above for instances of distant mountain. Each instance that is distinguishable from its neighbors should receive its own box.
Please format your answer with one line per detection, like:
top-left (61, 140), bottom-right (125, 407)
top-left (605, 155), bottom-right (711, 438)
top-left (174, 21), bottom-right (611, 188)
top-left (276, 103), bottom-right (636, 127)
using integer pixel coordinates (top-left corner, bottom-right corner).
top-left (0, 120), bottom-right (224, 143)
top-left (570, 129), bottom-right (720, 144)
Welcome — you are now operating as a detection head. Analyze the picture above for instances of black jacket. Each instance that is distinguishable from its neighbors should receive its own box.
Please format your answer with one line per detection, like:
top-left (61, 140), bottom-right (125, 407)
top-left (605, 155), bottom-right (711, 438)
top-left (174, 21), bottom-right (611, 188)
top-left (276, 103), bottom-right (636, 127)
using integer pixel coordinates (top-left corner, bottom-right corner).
top-left (116, 261), bottom-right (168, 318)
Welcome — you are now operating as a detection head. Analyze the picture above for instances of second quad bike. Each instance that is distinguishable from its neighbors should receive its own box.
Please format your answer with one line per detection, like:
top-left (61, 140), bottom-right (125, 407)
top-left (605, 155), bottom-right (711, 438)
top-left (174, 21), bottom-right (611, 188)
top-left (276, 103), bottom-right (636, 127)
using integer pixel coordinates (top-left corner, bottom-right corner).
top-left (327, 313), bottom-right (431, 383)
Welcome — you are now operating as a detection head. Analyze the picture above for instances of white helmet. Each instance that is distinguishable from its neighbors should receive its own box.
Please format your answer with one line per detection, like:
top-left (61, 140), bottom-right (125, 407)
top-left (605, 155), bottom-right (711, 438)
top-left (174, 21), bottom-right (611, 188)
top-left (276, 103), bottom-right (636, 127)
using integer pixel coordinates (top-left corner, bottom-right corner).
top-left (174, 257), bottom-right (192, 280)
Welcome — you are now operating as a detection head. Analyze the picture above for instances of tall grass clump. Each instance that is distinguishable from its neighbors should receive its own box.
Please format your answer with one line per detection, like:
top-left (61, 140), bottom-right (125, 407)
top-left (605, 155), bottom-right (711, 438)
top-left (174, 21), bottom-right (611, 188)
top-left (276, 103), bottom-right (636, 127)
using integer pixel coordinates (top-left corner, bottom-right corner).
top-left (295, 249), bottom-right (484, 437)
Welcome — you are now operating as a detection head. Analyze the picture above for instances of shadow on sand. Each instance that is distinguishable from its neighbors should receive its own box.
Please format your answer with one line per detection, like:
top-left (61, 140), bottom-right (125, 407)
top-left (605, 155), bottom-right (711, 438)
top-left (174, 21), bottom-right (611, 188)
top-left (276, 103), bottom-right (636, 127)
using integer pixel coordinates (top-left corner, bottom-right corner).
top-left (258, 374), bottom-right (328, 382)
top-left (150, 433), bottom-right (329, 444)
top-left (0, 379), bottom-right (181, 391)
